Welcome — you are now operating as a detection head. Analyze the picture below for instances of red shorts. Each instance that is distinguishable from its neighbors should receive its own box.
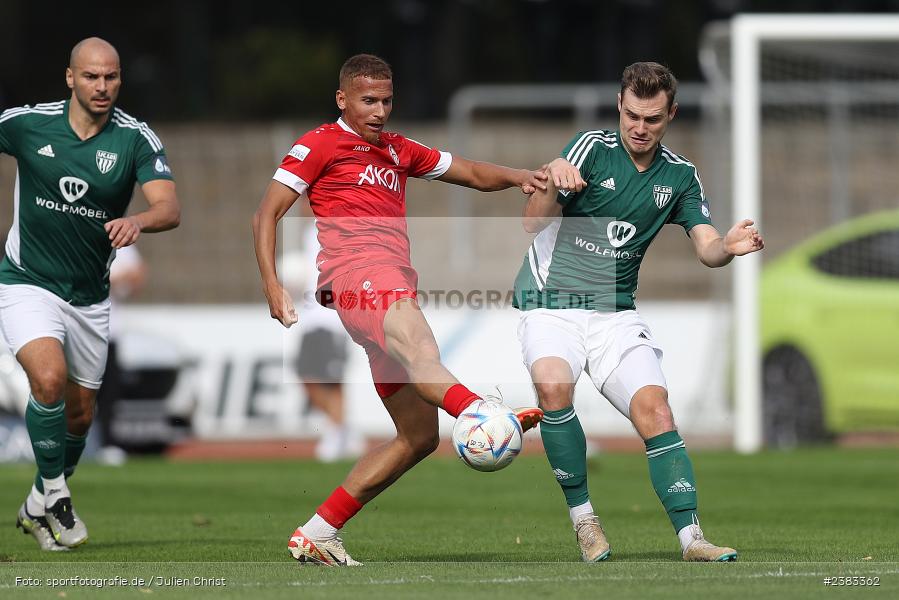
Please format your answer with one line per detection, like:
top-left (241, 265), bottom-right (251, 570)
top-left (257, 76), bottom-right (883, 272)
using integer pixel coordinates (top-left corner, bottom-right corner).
top-left (325, 265), bottom-right (418, 399)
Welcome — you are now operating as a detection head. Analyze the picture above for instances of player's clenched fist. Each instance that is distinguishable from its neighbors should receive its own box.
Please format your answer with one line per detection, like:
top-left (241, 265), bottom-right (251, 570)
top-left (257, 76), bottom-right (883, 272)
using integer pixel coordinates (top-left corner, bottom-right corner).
top-left (544, 158), bottom-right (586, 193)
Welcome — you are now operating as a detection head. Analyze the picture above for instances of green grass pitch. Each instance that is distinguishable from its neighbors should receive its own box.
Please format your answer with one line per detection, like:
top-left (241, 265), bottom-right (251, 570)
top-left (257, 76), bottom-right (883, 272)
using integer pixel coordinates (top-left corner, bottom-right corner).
top-left (1, 447), bottom-right (897, 598)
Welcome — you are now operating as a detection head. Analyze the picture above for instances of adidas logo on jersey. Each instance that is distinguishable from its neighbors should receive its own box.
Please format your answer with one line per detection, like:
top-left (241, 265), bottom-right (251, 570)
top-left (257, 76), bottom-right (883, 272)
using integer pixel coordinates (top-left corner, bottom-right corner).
top-left (37, 144), bottom-right (55, 157)
top-left (600, 177), bottom-right (615, 190)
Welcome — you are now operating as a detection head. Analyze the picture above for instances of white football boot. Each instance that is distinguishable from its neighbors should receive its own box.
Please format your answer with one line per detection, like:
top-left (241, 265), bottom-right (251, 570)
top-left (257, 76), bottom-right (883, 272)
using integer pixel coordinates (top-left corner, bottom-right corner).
top-left (16, 503), bottom-right (69, 552)
top-left (682, 523), bottom-right (737, 562)
top-left (288, 526), bottom-right (362, 566)
top-left (44, 497), bottom-right (88, 548)
top-left (574, 515), bottom-right (611, 562)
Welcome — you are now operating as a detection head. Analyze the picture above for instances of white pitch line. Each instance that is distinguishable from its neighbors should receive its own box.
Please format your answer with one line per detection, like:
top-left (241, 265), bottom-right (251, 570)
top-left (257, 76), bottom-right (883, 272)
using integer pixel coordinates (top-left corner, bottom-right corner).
top-left (222, 567), bottom-right (899, 588)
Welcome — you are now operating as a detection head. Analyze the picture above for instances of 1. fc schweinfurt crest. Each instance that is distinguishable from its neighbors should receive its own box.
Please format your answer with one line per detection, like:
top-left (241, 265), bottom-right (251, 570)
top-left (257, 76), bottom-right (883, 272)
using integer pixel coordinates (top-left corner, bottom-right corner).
top-left (653, 184), bottom-right (673, 209)
top-left (387, 144), bottom-right (400, 166)
top-left (96, 150), bottom-right (118, 174)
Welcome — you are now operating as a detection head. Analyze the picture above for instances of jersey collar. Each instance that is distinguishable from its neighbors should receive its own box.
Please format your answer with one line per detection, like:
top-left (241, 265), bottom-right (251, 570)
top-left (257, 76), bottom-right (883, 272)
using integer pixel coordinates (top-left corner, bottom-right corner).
top-left (337, 118), bottom-right (361, 137)
top-left (337, 117), bottom-right (388, 147)
top-left (63, 99), bottom-right (114, 142)
top-left (617, 130), bottom-right (663, 174)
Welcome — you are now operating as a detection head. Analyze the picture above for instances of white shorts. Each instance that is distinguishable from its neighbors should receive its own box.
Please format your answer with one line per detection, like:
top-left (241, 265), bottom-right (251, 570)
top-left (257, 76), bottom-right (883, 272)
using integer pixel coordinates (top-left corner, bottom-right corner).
top-left (517, 308), bottom-right (666, 416)
top-left (0, 284), bottom-right (110, 389)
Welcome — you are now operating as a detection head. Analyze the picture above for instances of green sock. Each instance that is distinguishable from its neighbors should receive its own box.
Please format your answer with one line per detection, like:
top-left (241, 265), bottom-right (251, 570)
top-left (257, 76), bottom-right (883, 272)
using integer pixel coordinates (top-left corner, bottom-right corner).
top-left (63, 431), bottom-right (87, 479)
top-left (34, 433), bottom-right (87, 494)
top-left (35, 431), bottom-right (88, 492)
top-left (645, 430), bottom-right (698, 532)
top-left (541, 406), bottom-right (589, 507)
top-left (25, 395), bottom-right (66, 483)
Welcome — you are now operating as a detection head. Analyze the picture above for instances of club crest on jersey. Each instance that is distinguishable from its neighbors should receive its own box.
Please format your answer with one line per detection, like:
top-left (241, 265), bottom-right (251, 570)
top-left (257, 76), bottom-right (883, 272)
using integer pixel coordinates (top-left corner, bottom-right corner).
top-left (96, 150), bottom-right (118, 174)
top-left (387, 144), bottom-right (400, 166)
top-left (59, 176), bottom-right (89, 203)
top-left (653, 185), bottom-right (673, 209)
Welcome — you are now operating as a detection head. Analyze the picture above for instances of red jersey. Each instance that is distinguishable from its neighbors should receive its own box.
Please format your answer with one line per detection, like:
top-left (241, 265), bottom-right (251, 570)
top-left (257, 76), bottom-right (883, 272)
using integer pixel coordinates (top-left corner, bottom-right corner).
top-left (273, 118), bottom-right (452, 289)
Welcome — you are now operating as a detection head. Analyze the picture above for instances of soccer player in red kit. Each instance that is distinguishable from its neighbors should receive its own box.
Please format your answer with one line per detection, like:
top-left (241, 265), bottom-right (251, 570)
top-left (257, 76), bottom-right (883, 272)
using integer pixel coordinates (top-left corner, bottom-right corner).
top-left (253, 54), bottom-right (576, 566)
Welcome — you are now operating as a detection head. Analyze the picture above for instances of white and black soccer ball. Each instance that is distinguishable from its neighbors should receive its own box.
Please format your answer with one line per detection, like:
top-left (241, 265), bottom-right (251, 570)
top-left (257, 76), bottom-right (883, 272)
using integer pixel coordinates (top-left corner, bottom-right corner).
top-left (452, 399), bottom-right (523, 472)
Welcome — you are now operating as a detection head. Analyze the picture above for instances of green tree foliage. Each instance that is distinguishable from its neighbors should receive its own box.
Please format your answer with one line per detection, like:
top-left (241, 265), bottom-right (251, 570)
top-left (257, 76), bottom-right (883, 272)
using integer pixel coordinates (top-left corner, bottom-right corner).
top-left (214, 29), bottom-right (342, 119)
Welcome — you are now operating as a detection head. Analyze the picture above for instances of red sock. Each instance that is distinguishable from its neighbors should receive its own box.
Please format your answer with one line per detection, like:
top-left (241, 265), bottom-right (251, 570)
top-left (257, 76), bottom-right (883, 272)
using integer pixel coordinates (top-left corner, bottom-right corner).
top-left (316, 486), bottom-right (363, 529)
top-left (442, 384), bottom-right (479, 418)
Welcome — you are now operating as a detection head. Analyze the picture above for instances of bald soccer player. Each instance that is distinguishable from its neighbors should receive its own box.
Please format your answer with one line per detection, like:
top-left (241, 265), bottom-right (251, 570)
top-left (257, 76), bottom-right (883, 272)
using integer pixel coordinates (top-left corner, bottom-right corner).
top-left (1, 37), bottom-right (181, 550)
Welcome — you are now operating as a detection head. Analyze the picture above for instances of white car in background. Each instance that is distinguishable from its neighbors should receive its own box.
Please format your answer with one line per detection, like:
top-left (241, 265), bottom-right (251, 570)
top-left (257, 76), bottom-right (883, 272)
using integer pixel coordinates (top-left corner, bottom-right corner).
top-left (0, 330), bottom-right (196, 460)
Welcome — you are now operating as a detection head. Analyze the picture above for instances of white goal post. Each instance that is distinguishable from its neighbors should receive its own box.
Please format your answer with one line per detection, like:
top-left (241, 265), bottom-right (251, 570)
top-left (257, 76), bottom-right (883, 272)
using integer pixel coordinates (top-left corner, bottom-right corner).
top-left (732, 14), bottom-right (899, 453)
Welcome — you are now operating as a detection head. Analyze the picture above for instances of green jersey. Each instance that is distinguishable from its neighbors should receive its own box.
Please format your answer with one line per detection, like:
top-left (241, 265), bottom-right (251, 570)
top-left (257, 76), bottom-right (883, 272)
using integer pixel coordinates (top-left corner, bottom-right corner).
top-left (513, 129), bottom-right (712, 312)
top-left (0, 100), bottom-right (173, 305)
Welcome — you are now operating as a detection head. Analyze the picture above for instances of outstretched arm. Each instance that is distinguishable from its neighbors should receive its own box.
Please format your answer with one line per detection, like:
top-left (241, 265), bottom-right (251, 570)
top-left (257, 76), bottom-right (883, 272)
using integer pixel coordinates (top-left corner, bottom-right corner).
top-left (689, 220), bottom-right (765, 268)
top-left (252, 180), bottom-right (301, 327)
top-left (105, 180), bottom-right (181, 248)
top-left (436, 156), bottom-right (547, 193)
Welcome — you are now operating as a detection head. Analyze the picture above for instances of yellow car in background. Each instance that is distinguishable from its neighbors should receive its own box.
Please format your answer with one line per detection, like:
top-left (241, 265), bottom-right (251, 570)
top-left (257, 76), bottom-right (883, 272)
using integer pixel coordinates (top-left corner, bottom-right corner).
top-left (761, 209), bottom-right (899, 447)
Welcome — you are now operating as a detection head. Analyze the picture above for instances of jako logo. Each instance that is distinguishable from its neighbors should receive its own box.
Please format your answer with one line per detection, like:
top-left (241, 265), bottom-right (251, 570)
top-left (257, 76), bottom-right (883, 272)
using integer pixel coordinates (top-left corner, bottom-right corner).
top-left (59, 176), bottom-right (89, 203)
top-left (357, 164), bottom-right (400, 193)
top-left (607, 220), bottom-right (636, 248)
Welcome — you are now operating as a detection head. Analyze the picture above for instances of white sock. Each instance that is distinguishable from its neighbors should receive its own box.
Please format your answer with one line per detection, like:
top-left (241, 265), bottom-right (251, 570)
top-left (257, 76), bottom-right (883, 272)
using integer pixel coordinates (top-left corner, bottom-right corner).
top-left (302, 513), bottom-right (338, 541)
top-left (26, 485), bottom-right (45, 516)
top-left (568, 501), bottom-right (595, 526)
top-left (677, 523), bottom-right (701, 552)
top-left (42, 475), bottom-right (70, 509)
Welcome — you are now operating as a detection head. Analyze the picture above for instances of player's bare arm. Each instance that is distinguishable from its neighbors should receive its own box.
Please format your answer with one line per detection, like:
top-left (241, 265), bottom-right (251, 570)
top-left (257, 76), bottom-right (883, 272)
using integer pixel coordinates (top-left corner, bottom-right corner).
top-left (688, 220), bottom-right (765, 268)
top-left (104, 179), bottom-right (181, 249)
top-left (252, 180), bottom-right (301, 328)
top-left (520, 158), bottom-right (584, 233)
top-left (522, 171), bottom-right (563, 234)
top-left (437, 156), bottom-right (547, 194)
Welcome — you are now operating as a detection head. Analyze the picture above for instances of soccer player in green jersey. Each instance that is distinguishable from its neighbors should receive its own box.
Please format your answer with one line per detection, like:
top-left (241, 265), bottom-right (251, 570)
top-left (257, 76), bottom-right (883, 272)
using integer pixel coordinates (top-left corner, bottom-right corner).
top-left (514, 62), bottom-right (763, 562)
top-left (0, 37), bottom-right (181, 550)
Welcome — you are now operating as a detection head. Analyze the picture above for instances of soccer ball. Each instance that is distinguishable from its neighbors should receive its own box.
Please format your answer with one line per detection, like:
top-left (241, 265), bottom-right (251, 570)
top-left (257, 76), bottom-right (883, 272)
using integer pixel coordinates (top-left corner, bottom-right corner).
top-left (452, 400), bottom-right (522, 472)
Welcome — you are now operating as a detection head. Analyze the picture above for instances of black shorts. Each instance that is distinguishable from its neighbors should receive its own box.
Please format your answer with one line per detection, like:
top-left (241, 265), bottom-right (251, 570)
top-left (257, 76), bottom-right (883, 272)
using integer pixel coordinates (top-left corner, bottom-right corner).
top-left (296, 327), bottom-right (348, 383)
